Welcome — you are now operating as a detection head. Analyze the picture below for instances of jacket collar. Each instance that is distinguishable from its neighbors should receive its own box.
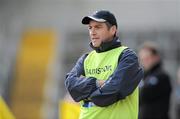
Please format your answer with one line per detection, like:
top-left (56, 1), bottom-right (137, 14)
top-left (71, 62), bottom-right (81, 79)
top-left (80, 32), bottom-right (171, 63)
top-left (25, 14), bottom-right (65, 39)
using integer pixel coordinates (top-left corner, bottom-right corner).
top-left (89, 37), bottom-right (121, 53)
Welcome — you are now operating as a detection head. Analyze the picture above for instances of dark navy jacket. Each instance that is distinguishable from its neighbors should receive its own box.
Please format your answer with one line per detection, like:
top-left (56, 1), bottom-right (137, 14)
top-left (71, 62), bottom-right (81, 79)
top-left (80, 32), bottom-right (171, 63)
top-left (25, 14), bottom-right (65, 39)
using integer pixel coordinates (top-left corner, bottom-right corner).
top-left (65, 37), bottom-right (143, 107)
top-left (139, 62), bottom-right (172, 119)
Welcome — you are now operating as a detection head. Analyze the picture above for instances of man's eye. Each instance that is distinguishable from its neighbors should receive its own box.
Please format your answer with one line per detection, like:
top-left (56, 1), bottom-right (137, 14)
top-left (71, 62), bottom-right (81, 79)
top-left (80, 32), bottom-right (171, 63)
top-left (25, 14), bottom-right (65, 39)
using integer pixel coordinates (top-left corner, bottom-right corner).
top-left (88, 27), bottom-right (92, 30)
top-left (96, 26), bottom-right (102, 29)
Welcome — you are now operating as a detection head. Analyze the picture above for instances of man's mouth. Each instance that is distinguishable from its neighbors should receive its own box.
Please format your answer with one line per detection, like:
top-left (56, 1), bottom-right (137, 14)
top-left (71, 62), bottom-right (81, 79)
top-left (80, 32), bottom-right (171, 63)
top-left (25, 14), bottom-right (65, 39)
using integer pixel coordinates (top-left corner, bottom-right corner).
top-left (92, 38), bottom-right (99, 40)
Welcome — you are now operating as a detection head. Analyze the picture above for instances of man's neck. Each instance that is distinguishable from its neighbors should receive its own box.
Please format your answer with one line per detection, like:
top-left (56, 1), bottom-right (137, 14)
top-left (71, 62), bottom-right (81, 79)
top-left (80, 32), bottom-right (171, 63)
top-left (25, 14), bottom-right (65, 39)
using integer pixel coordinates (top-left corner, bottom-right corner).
top-left (90, 36), bottom-right (121, 53)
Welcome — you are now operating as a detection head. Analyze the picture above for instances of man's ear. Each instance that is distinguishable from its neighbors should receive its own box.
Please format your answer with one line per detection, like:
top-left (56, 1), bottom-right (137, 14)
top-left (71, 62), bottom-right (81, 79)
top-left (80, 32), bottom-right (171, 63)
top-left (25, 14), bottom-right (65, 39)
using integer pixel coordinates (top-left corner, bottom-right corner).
top-left (110, 25), bottom-right (117, 36)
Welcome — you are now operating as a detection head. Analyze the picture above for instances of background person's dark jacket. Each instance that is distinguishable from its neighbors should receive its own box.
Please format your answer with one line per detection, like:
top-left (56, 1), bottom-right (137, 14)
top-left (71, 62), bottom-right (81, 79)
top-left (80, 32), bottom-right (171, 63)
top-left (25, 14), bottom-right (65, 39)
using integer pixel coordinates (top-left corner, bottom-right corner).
top-left (139, 62), bottom-right (172, 119)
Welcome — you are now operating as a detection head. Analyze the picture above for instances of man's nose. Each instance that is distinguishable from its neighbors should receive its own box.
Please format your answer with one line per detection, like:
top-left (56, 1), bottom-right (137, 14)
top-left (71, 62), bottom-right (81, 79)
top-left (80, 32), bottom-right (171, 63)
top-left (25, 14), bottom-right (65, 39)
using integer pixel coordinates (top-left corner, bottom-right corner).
top-left (90, 28), bottom-right (96, 36)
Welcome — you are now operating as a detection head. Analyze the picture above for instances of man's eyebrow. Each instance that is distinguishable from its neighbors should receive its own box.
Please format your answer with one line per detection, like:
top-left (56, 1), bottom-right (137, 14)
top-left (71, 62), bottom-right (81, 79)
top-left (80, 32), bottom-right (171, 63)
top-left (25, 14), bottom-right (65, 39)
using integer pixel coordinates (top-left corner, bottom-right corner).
top-left (96, 24), bottom-right (103, 26)
top-left (94, 24), bottom-right (103, 27)
top-left (88, 23), bottom-right (103, 28)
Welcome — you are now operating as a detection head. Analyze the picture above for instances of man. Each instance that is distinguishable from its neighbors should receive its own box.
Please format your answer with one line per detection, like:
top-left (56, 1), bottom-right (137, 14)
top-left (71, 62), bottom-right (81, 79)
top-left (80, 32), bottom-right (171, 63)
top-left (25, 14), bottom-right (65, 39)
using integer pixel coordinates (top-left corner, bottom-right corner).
top-left (138, 42), bottom-right (172, 119)
top-left (65, 10), bottom-right (143, 119)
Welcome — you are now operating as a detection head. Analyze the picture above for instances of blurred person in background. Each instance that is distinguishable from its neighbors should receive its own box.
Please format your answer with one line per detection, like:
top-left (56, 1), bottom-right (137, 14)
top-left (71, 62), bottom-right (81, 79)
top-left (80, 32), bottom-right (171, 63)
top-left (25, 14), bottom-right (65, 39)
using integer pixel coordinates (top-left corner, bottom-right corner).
top-left (175, 67), bottom-right (180, 119)
top-left (65, 10), bottom-right (143, 119)
top-left (138, 41), bottom-right (172, 119)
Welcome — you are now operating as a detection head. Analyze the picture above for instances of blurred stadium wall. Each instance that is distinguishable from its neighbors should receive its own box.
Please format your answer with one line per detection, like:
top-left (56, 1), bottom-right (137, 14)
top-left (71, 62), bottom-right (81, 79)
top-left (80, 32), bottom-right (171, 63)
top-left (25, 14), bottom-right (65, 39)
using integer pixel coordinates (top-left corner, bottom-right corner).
top-left (0, 0), bottom-right (179, 119)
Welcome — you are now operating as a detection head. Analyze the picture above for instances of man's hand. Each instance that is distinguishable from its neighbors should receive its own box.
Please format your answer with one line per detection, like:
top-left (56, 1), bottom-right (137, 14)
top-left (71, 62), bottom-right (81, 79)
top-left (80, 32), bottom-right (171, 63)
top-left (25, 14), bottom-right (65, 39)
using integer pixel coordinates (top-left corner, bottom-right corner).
top-left (97, 80), bottom-right (105, 87)
top-left (80, 75), bottom-right (85, 78)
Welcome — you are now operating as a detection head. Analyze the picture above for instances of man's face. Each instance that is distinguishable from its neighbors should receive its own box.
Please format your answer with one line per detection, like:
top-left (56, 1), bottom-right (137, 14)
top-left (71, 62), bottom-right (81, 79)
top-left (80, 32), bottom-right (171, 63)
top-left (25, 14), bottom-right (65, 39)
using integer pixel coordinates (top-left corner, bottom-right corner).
top-left (88, 20), bottom-right (115, 47)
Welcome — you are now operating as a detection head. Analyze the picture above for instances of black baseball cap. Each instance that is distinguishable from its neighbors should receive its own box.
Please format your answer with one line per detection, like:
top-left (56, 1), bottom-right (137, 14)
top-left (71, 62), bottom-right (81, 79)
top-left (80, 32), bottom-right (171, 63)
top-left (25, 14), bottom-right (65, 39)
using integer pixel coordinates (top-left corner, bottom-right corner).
top-left (82, 10), bottom-right (117, 27)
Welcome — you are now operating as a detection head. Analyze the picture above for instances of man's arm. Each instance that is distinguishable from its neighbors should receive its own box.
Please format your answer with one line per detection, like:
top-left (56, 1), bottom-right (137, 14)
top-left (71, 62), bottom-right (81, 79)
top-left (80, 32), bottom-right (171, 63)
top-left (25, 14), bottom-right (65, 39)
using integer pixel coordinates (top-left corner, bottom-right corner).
top-left (65, 54), bottom-right (97, 102)
top-left (89, 49), bottom-right (144, 107)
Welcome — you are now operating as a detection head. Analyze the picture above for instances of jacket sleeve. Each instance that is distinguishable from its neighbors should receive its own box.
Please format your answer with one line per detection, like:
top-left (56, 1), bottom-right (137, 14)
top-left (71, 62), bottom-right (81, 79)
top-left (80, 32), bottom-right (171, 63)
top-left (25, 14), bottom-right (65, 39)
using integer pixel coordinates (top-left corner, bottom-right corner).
top-left (89, 49), bottom-right (144, 107)
top-left (65, 54), bottom-right (97, 102)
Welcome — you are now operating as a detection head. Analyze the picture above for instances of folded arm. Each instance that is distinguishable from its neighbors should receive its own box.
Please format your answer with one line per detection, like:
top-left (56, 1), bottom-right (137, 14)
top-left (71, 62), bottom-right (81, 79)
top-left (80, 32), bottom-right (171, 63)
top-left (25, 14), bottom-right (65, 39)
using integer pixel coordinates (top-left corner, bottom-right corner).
top-left (89, 49), bottom-right (144, 107)
top-left (65, 54), bottom-right (97, 102)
